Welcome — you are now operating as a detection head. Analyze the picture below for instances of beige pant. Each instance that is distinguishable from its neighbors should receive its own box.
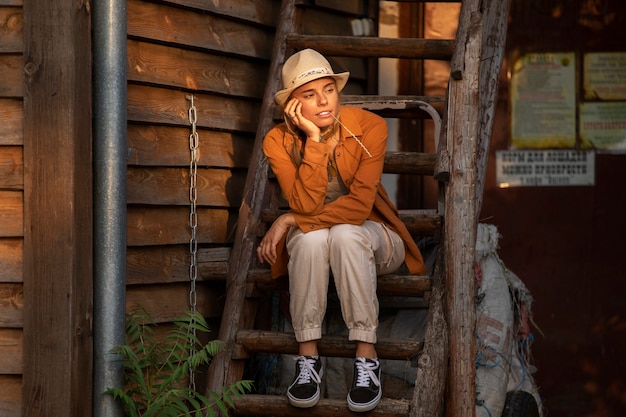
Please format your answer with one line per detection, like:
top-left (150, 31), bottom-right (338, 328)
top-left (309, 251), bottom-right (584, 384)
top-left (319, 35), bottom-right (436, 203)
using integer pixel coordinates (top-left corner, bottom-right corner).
top-left (286, 220), bottom-right (405, 344)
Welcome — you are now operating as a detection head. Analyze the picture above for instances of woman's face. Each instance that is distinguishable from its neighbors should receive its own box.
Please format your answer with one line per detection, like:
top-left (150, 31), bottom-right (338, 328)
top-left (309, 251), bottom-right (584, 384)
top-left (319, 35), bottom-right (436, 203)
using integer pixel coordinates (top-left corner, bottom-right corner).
top-left (290, 77), bottom-right (340, 130)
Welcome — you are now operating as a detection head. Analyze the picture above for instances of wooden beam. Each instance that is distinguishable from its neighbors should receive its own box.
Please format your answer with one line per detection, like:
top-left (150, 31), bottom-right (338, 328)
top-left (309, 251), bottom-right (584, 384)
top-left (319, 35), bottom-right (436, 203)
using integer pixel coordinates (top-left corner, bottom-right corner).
top-left (443, 1), bottom-right (482, 416)
top-left (233, 395), bottom-right (409, 417)
top-left (287, 34), bottom-right (454, 60)
top-left (235, 330), bottom-right (423, 361)
top-left (475, 0), bottom-right (512, 214)
top-left (22, 0), bottom-right (92, 415)
top-left (206, 0), bottom-right (301, 395)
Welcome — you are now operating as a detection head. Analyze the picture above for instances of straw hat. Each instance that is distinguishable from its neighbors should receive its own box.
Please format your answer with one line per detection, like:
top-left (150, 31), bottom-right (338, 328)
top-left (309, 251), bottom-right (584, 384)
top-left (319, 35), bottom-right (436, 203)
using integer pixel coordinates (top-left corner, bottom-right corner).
top-left (274, 49), bottom-right (350, 107)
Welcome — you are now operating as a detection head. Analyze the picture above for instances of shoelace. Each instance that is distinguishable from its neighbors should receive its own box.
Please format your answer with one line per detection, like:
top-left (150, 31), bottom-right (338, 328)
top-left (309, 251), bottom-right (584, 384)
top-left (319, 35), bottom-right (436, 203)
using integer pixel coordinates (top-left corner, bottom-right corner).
top-left (294, 356), bottom-right (321, 385)
top-left (354, 357), bottom-right (380, 388)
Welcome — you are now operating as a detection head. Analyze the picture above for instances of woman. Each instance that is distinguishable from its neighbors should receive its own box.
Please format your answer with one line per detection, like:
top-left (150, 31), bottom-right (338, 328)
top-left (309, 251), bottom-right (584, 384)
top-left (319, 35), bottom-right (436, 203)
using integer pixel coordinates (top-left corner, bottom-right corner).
top-left (256, 49), bottom-right (426, 412)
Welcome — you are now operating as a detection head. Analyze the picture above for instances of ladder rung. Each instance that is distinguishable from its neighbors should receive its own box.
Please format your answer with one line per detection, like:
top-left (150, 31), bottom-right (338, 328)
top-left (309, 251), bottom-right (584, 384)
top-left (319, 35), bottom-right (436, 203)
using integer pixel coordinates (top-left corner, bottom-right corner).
top-left (260, 209), bottom-right (442, 235)
top-left (286, 34), bottom-right (454, 60)
top-left (235, 330), bottom-right (423, 361)
top-left (272, 95), bottom-right (445, 121)
top-left (232, 395), bottom-right (410, 417)
top-left (384, 0), bottom-right (460, 2)
top-left (384, 151), bottom-right (435, 175)
top-left (343, 95), bottom-right (445, 117)
top-left (248, 268), bottom-right (432, 298)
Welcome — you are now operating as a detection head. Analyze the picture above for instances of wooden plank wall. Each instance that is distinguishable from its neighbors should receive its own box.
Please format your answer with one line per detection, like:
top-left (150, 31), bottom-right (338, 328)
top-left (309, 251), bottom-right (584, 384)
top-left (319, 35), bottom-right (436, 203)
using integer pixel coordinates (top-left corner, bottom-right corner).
top-left (0, 0), bottom-right (23, 415)
top-left (124, 0), bottom-right (369, 322)
top-left (0, 0), bottom-right (368, 414)
top-left (123, 0), bottom-right (281, 325)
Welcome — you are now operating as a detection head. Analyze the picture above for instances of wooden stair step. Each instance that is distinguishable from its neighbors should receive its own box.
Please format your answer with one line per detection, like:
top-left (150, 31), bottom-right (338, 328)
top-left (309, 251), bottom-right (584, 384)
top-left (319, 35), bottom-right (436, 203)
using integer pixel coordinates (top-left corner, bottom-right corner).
top-left (273, 95), bottom-right (444, 121)
top-left (342, 95), bottom-right (445, 117)
top-left (234, 330), bottom-right (423, 361)
top-left (267, 149), bottom-right (437, 175)
top-left (248, 268), bottom-right (432, 298)
top-left (233, 395), bottom-right (409, 417)
top-left (383, 151), bottom-right (435, 175)
top-left (383, 0), bottom-right (461, 2)
top-left (261, 209), bottom-right (442, 235)
top-left (286, 34), bottom-right (454, 60)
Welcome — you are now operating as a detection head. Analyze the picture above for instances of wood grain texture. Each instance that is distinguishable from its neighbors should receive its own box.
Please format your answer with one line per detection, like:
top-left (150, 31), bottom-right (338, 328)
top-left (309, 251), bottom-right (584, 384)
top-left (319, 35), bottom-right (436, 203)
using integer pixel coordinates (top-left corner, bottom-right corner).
top-left (127, 245), bottom-right (230, 284)
top-left (127, 206), bottom-right (234, 246)
top-left (127, 166), bottom-right (246, 207)
top-left (21, 0), bottom-right (92, 414)
top-left (0, 7), bottom-right (22, 53)
top-left (0, 191), bottom-right (22, 237)
top-left (127, 84), bottom-right (261, 133)
top-left (127, 40), bottom-right (268, 97)
top-left (0, 238), bottom-right (22, 282)
top-left (126, 282), bottom-right (224, 323)
top-left (0, 283), bottom-right (22, 327)
top-left (127, 123), bottom-right (253, 168)
top-left (0, 375), bottom-right (20, 417)
top-left (127, 0), bottom-right (274, 59)
top-left (0, 99), bottom-right (22, 145)
top-left (0, 328), bottom-right (22, 373)
top-left (0, 146), bottom-right (22, 190)
top-left (158, 0), bottom-right (281, 28)
top-left (0, 54), bottom-right (22, 96)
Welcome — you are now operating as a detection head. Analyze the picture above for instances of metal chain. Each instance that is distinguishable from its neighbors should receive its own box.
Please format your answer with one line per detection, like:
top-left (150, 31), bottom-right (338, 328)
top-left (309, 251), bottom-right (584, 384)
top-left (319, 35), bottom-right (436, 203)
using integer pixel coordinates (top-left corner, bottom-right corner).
top-left (187, 94), bottom-right (199, 391)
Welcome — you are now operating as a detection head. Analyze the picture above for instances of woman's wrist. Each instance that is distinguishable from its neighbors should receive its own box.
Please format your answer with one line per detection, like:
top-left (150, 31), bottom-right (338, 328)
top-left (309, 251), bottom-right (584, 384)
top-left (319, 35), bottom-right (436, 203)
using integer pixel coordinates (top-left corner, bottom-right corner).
top-left (279, 212), bottom-right (297, 227)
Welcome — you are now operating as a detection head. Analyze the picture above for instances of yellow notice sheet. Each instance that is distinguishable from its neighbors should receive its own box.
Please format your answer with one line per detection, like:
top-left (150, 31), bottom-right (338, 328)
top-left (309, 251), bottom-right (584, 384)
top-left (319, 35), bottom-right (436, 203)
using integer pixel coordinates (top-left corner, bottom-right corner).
top-left (580, 102), bottom-right (626, 150)
top-left (511, 52), bottom-right (576, 148)
top-left (584, 52), bottom-right (626, 101)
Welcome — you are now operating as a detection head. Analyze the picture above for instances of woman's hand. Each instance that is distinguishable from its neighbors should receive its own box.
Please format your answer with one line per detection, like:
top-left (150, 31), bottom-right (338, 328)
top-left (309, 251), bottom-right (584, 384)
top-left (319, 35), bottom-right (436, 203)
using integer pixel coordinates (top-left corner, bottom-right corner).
top-left (257, 213), bottom-right (296, 265)
top-left (284, 98), bottom-right (320, 141)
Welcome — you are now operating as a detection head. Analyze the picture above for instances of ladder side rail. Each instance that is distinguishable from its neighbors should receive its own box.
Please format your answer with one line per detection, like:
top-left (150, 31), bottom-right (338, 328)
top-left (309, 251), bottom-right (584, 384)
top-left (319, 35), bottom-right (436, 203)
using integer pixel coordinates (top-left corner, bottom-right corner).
top-left (410, 240), bottom-right (449, 417)
top-left (206, 0), bottom-right (300, 394)
top-left (443, 0), bottom-right (483, 416)
top-left (475, 0), bottom-right (513, 215)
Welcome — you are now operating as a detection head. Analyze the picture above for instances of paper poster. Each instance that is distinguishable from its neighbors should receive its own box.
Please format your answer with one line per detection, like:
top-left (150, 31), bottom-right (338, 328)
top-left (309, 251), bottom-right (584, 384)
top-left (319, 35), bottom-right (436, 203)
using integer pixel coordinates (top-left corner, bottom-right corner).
top-left (511, 52), bottom-right (577, 148)
top-left (496, 150), bottom-right (595, 187)
top-left (580, 102), bottom-right (626, 150)
top-left (584, 52), bottom-right (626, 101)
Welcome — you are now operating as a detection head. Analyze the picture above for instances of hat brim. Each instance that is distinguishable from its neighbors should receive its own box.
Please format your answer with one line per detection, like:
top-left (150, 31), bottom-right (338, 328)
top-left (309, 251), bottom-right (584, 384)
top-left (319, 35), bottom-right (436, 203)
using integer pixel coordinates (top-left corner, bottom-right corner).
top-left (274, 72), bottom-right (350, 107)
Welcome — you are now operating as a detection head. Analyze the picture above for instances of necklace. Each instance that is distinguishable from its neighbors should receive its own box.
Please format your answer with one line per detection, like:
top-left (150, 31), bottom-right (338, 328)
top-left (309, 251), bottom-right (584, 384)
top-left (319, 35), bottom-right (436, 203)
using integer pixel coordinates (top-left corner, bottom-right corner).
top-left (320, 120), bottom-right (339, 141)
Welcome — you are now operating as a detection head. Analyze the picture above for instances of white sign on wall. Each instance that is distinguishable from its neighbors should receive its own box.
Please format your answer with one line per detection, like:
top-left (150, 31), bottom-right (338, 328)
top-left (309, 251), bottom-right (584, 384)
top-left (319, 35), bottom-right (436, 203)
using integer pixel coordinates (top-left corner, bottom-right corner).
top-left (496, 150), bottom-right (595, 187)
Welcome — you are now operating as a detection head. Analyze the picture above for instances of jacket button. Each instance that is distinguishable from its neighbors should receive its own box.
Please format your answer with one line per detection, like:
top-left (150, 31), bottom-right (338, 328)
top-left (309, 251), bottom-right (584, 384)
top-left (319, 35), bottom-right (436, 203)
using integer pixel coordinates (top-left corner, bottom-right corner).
top-left (310, 224), bottom-right (315, 229)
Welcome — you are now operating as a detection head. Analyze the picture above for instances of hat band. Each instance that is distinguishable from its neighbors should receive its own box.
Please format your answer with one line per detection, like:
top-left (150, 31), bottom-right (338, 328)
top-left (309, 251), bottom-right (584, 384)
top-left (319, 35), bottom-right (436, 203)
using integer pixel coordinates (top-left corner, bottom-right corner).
top-left (290, 67), bottom-right (333, 85)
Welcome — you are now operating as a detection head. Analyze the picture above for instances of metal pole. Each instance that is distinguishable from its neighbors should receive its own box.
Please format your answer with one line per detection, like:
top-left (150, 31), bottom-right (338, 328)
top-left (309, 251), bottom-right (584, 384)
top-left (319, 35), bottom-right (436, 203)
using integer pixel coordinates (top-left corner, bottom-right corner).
top-left (92, 0), bottom-right (127, 416)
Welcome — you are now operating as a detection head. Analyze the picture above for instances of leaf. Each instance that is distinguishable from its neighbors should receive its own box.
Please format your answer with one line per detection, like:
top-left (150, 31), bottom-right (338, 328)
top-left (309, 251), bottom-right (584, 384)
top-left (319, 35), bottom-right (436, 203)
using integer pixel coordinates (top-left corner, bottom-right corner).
top-left (103, 309), bottom-right (252, 417)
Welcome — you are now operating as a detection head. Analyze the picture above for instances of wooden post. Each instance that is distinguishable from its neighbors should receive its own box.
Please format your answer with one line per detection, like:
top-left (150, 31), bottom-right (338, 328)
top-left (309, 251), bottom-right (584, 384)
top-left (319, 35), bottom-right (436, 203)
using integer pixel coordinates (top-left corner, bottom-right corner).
top-left (444, 4), bottom-right (483, 417)
top-left (206, 0), bottom-right (300, 394)
top-left (475, 0), bottom-right (513, 213)
top-left (22, 1), bottom-right (92, 416)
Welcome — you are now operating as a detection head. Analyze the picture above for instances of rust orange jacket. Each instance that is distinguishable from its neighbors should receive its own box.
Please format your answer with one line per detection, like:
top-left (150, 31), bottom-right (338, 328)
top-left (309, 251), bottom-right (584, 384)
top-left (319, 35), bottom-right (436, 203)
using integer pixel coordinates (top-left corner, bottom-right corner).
top-left (263, 106), bottom-right (426, 278)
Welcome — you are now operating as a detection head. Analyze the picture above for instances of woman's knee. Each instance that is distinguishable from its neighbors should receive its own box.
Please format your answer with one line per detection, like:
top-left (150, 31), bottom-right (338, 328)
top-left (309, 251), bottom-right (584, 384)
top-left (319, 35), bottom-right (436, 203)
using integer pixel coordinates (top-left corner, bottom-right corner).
top-left (287, 228), bottom-right (329, 256)
top-left (327, 224), bottom-right (369, 250)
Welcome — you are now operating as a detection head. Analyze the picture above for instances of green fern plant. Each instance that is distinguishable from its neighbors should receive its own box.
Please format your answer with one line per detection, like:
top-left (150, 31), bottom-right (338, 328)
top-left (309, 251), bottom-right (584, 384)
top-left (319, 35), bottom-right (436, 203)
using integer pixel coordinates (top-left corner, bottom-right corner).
top-left (105, 309), bottom-right (252, 417)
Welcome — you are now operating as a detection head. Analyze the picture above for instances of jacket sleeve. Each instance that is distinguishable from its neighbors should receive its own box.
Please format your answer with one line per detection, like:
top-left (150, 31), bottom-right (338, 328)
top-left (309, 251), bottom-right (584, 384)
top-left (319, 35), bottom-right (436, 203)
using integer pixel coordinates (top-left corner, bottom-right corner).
top-left (263, 128), bottom-right (331, 215)
top-left (293, 111), bottom-right (388, 232)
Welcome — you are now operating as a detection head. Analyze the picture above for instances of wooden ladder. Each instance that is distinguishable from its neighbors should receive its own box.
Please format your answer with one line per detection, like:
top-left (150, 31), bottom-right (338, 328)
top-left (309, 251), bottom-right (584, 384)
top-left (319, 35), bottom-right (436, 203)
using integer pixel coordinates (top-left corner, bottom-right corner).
top-left (207, 1), bottom-right (511, 416)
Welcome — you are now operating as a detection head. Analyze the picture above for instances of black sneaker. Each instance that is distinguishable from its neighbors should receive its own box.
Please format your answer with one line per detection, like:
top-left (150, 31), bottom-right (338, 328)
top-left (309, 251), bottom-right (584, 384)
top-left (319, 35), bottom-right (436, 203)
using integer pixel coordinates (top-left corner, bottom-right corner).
top-left (347, 357), bottom-right (382, 412)
top-left (287, 355), bottom-right (323, 408)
